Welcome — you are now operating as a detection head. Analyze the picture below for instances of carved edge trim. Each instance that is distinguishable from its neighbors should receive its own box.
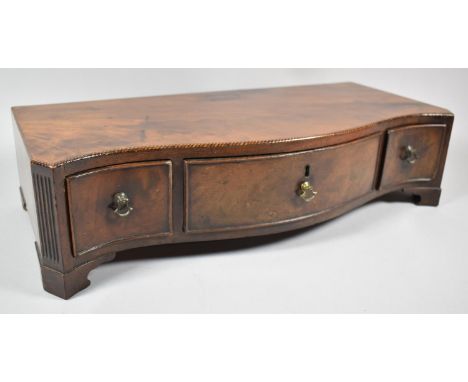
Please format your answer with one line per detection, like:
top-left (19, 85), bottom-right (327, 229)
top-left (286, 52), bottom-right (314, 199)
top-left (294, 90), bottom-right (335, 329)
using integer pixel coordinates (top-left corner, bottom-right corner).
top-left (28, 113), bottom-right (454, 168)
top-left (183, 132), bottom-right (381, 166)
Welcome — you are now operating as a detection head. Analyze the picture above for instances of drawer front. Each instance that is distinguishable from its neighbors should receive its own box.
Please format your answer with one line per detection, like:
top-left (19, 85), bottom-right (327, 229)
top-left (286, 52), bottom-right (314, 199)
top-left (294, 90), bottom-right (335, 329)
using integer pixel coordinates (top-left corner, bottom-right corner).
top-left (185, 135), bottom-right (381, 232)
top-left (67, 161), bottom-right (172, 255)
top-left (380, 124), bottom-right (445, 189)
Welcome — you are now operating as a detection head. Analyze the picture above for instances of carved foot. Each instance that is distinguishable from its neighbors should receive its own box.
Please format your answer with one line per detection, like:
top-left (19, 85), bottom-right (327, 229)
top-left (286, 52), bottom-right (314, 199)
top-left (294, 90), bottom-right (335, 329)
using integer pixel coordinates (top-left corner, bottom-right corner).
top-left (403, 187), bottom-right (441, 206)
top-left (40, 253), bottom-right (116, 299)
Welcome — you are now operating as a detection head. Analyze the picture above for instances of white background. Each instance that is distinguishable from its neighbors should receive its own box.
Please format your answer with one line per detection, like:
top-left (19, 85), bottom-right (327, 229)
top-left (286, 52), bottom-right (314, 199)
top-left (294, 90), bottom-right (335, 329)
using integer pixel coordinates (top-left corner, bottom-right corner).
top-left (0, 69), bottom-right (467, 313)
top-left (1, 1), bottom-right (468, 381)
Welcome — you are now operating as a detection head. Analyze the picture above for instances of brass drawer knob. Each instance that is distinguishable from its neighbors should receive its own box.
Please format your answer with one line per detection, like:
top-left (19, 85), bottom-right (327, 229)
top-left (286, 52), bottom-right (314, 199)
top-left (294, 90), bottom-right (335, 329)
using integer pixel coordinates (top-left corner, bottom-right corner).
top-left (111, 192), bottom-right (133, 217)
top-left (298, 181), bottom-right (318, 202)
top-left (400, 145), bottom-right (418, 164)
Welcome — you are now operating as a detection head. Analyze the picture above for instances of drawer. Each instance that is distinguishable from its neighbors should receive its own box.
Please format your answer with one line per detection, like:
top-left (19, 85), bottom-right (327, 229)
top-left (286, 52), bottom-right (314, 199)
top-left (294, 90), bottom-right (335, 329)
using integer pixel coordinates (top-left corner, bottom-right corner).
top-left (67, 161), bottom-right (172, 255)
top-left (184, 135), bottom-right (381, 232)
top-left (380, 124), bottom-right (445, 189)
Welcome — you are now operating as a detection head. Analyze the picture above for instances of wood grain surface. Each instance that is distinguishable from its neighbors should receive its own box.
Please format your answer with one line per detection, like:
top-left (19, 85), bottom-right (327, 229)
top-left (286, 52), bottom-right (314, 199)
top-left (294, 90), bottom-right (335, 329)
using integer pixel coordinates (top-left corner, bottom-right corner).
top-left (67, 161), bottom-right (172, 255)
top-left (12, 82), bottom-right (450, 167)
top-left (185, 134), bottom-right (381, 232)
top-left (380, 124), bottom-right (446, 189)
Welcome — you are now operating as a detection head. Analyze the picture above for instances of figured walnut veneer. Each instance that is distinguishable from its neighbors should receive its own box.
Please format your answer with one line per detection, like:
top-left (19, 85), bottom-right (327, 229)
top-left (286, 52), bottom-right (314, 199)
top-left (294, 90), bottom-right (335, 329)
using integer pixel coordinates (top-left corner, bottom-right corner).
top-left (12, 82), bottom-right (454, 299)
top-left (185, 134), bottom-right (381, 232)
top-left (67, 161), bottom-right (173, 256)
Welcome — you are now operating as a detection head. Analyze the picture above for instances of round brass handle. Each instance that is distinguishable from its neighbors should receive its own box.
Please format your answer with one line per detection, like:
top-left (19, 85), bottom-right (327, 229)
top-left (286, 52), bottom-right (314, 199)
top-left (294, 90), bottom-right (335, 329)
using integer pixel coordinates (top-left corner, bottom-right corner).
top-left (111, 192), bottom-right (133, 217)
top-left (298, 181), bottom-right (318, 202)
top-left (400, 145), bottom-right (418, 164)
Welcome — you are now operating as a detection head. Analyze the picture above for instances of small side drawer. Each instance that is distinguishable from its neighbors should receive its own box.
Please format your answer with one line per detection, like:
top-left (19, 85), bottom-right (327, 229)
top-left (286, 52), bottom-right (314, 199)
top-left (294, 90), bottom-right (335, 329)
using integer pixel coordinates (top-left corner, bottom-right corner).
top-left (67, 161), bottom-right (172, 256)
top-left (380, 124), bottom-right (445, 189)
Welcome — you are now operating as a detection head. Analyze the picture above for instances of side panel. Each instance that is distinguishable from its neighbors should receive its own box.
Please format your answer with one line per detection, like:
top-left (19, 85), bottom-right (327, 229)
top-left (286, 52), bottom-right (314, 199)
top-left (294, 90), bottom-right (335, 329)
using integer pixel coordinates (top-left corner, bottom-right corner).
top-left (13, 119), bottom-right (38, 241)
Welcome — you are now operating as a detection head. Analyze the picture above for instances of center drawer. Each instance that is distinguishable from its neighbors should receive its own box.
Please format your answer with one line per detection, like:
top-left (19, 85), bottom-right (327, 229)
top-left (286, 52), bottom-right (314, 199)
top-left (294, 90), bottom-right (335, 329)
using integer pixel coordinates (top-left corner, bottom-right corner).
top-left (184, 134), bottom-right (381, 232)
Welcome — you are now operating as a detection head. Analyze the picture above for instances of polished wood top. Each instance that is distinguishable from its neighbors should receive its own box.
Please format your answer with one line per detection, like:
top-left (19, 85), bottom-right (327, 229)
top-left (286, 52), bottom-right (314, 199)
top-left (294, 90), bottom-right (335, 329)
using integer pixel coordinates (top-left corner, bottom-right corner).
top-left (12, 82), bottom-right (451, 167)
